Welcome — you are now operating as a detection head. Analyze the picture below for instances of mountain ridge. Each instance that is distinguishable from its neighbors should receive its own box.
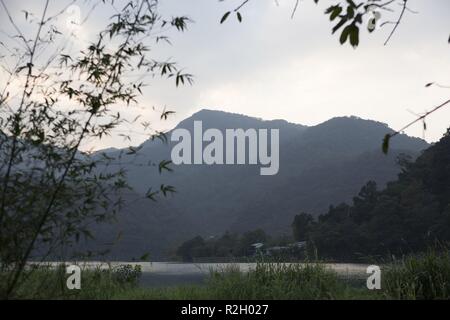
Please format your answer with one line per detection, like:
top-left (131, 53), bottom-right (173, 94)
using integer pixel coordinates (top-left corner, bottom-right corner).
top-left (84, 109), bottom-right (429, 259)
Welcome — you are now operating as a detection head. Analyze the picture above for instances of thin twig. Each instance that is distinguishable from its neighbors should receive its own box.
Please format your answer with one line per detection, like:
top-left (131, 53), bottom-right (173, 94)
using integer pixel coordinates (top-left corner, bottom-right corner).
top-left (384, 0), bottom-right (408, 46)
top-left (234, 0), bottom-right (251, 12)
top-left (0, 0), bottom-right (32, 52)
top-left (0, 0), bottom-right (50, 229)
top-left (369, 0), bottom-right (396, 11)
top-left (291, 0), bottom-right (300, 19)
top-left (390, 98), bottom-right (450, 138)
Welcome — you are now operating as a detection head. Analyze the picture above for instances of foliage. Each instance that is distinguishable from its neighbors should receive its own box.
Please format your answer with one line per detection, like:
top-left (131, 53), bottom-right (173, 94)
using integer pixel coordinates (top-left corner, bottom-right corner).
top-left (8, 253), bottom-right (450, 300)
top-left (1, 263), bottom-right (139, 299)
top-left (220, 0), bottom-right (415, 48)
top-left (296, 132), bottom-right (450, 261)
top-left (383, 249), bottom-right (450, 300)
top-left (5, 262), bottom-right (375, 300)
top-left (206, 262), bottom-right (346, 300)
top-left (292, 212), bottom-right (314, 242)
top-left (0, 0), bottom-right (192, 298)
top-left (112, 264), bottom-right (142, 285)
top-left (176, 236), bottom-right (206, 262)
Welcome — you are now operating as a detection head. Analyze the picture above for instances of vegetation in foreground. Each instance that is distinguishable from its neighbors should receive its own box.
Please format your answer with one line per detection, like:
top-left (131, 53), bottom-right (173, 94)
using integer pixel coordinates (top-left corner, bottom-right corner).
top-left (4, 250), bottom-right (450, 300)
top-left (383, 250), bottom-right (450, 300)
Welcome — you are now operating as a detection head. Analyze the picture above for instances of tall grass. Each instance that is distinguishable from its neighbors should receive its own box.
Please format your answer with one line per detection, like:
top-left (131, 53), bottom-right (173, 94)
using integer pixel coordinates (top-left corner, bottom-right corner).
top-left (103, 262), bottom-right (375, 300)
top-left (4, 262), bottom-right (372, 299)
top-left (5, 264), bottom-right (140, 299)
top-left (383, 249), bottom-right (450, 300)
top-left (6, 250), bottom-right (450, 299)
top-left (206, 263), bottom-right (347, 299)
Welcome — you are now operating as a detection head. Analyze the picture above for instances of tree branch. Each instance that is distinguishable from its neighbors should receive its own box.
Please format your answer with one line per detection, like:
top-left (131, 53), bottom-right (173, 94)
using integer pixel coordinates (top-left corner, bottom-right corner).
top-left (391, 98), bottom-right (450, 139)
top-left (384, 0), bottom-right (408, 46)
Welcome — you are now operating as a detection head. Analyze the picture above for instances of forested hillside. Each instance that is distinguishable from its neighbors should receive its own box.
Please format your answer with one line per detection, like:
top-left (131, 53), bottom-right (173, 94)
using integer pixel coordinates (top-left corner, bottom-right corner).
top-left (295, 129), bottom-right (450, 261)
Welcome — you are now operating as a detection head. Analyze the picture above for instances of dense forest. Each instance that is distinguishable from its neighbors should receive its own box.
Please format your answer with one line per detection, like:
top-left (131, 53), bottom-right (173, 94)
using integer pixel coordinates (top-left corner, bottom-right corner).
top-left (294, 128), bottom-right (450, 261)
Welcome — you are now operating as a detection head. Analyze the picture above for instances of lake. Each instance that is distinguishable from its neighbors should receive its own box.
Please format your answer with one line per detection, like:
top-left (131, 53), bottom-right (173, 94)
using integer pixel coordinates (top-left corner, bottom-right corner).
top-left (38, 262), bottom-right (370, 287)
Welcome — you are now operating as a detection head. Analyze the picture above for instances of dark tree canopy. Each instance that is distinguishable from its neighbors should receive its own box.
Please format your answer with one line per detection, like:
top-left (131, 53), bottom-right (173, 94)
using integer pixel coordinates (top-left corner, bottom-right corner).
top-left (300, 130), bottom-right (450, 261)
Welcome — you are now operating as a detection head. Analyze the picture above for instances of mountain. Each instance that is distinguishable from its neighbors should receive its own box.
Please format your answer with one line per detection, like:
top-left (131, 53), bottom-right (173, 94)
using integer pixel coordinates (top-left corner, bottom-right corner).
top-left (84, 109), bottom-right (429, 260)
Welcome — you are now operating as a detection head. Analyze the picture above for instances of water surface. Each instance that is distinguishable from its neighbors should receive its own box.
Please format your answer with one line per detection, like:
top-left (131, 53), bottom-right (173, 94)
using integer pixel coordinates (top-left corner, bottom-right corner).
top-left (40, 262), bottom-right (369, 287)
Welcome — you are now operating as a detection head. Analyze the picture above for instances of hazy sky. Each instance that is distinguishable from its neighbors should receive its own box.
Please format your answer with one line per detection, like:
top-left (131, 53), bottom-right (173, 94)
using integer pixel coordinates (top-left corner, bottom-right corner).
top-left (1, 0), bottom-right (449, 150)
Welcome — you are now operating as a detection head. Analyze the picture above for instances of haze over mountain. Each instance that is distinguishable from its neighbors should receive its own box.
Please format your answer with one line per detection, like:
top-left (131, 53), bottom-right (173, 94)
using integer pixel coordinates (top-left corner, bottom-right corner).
top-left (85, 109), bottom-right (429, 260)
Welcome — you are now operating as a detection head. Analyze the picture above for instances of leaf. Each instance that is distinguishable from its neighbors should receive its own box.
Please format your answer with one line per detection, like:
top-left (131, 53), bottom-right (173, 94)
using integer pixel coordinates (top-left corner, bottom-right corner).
top-left (160, 109), bottom-right (175, 120)
top-left (160, 184), bottom-right (176, 197)
top-left (349, 25), bottom-right (359, 47)
top-left (237, 11), bottom-right (242, 23)
top-left (158, 160), bottom-right (173, 173)
top-left (382, 134), bottom-right (391, 154)
top-left (331, 7), bottom-right (342, 21)
top-left (59, 54), bottom-right (73, 67)
top-left (367, 18), bottom-right (376, 33)
top-left (326, 6), bottom-right (342, 21)
top-left (145, 187), bottom-right (158, 201)
top-left (126, 146), bottom-right (142, 155)
top-left (346, 0), bottom-right (357, 9)
top-left (346, 6), bottom-right (355, 19)
top-left (340, 25), bottom-right (351, 44)
top-left (220, 11), bottom-right (231, 24)
top-left (332, 17), bottom-right (348, 34)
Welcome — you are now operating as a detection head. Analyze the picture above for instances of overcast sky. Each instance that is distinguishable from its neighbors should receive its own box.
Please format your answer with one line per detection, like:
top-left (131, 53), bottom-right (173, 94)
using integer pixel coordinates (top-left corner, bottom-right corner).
top-left (1, 0), bottom-right (449, 150)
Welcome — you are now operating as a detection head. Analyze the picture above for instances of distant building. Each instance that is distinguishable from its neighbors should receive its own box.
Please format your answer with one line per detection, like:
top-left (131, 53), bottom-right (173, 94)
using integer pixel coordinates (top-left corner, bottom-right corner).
top-left (263, 242), bottom-right (307, 256)
top-left (249, 242), bottom-right (307, 257)
top-left (265, 246), bottom-right (289, 255)
top-left (290, 241), bottom-right (306, 249)
top-left (250, 243), bottom-right (265, 255)
top-left (251, 243), bottom-right (264, 249)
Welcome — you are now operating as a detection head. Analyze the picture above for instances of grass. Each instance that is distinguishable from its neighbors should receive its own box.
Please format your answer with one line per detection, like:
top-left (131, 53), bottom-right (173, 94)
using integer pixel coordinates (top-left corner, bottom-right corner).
top-left (2, 262), bottom-right (377, 300)
top-left (204, 263), bottom-right (371, 300)
top-left (3, 250), bottom-right (450, 299)
top-left (382, 249), bottom-right (450, 299)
